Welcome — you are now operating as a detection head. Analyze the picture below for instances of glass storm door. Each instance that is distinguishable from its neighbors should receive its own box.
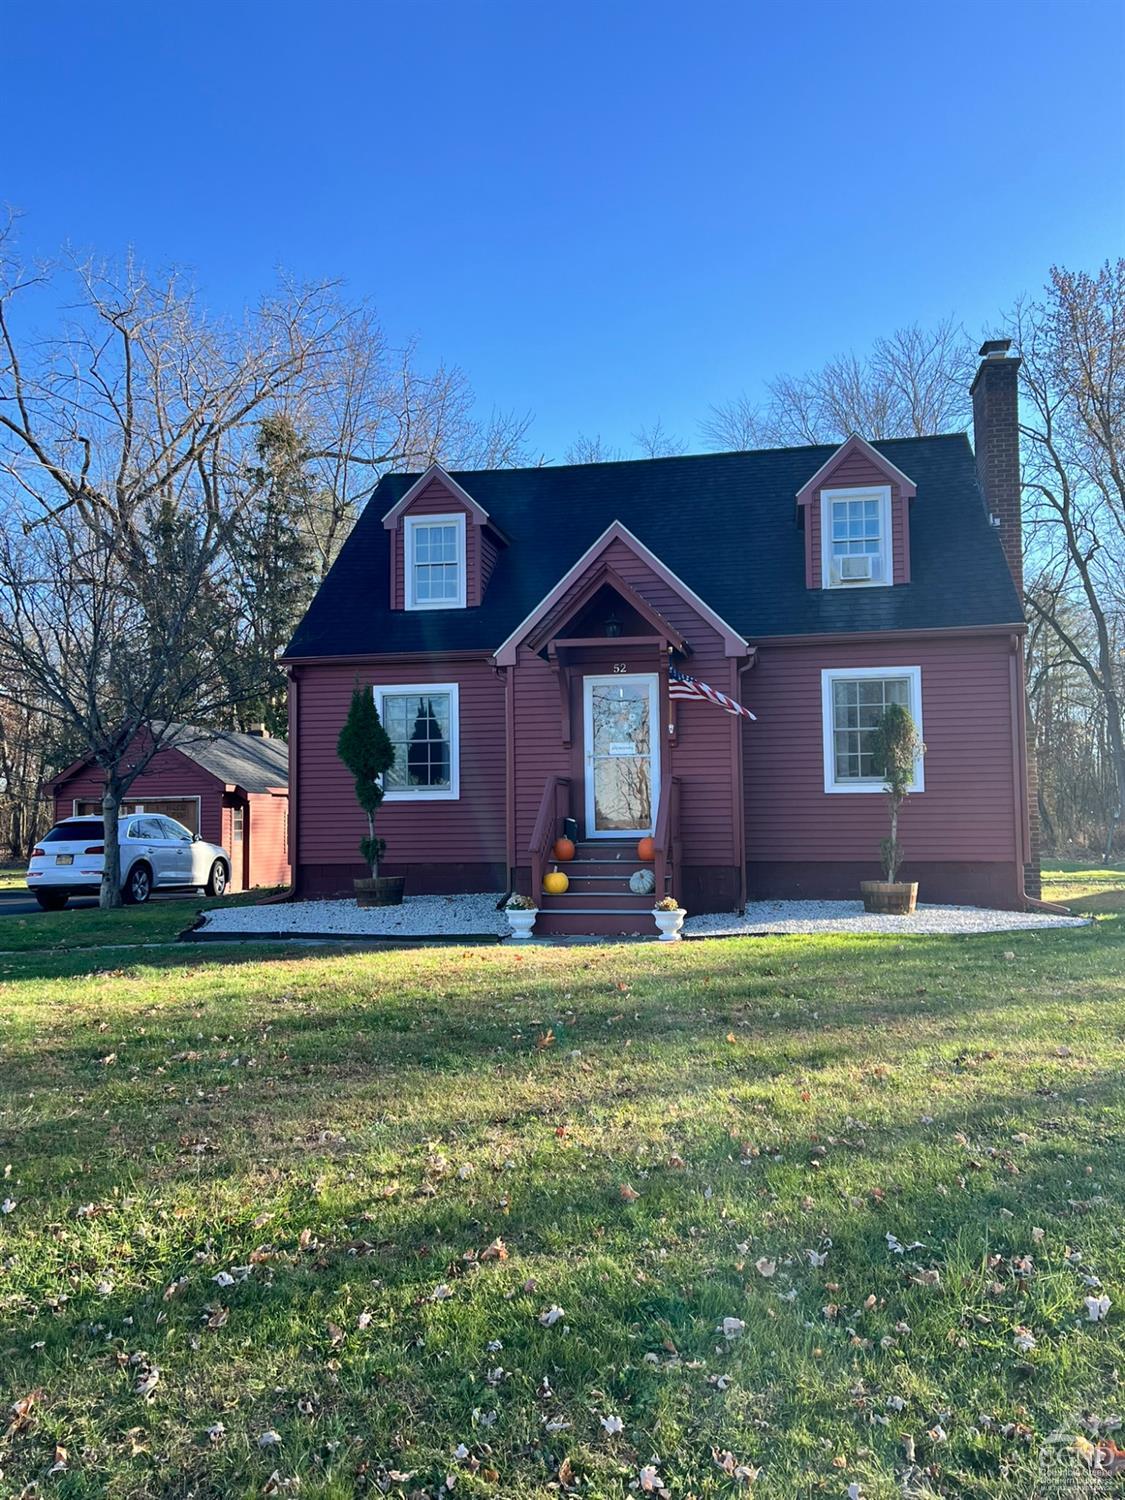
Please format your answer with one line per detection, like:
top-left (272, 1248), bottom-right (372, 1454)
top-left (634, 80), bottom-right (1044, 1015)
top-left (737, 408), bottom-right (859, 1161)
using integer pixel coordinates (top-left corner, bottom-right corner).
top-left (583, 674), bottom-right (660, 838)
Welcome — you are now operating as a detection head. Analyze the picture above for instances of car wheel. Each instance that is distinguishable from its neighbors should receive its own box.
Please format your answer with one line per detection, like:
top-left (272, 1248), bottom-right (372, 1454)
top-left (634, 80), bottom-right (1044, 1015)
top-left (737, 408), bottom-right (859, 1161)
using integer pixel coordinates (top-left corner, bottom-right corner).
top-left (123, 863), bottom-right (152, 905)
top-left (206, 860), bottom-right (228, 897)
top-left (34, 890), bottom-right (69, 911)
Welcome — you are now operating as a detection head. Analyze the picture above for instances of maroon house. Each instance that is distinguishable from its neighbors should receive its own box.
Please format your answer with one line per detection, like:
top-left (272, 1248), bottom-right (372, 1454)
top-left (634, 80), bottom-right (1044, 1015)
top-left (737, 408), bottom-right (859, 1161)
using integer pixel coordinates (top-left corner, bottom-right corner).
top-left (47, 724), bottom-right (290, 892)
top-left (282, 343), bottom-right (1035, 934)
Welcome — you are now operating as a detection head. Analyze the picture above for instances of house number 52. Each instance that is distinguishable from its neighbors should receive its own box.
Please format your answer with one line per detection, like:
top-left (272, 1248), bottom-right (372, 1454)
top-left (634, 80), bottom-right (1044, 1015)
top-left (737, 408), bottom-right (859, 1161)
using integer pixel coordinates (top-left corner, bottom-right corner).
top-left (612, 662), bottom-right (628, 674)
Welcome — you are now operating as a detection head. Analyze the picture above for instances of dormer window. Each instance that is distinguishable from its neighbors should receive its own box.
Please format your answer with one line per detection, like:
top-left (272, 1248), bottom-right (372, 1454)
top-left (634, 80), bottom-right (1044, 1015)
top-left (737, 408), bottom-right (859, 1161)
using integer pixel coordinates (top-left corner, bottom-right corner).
top-left (822, 486), bottom-right (891, 588)
top-left (405, 513), bottom-right (466, 609)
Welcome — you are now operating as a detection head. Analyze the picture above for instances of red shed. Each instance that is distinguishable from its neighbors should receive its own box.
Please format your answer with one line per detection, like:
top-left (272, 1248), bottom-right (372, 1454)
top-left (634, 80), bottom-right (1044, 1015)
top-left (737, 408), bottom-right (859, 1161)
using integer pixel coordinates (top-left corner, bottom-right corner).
top-left (46, 724), bottom-right (290, 892)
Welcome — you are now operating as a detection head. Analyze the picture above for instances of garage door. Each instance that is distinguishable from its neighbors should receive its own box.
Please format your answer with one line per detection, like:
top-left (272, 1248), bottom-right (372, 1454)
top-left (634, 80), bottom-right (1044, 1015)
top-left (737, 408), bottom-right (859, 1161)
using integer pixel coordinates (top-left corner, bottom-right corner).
top-left (75, 797), bottom-right (201, 834)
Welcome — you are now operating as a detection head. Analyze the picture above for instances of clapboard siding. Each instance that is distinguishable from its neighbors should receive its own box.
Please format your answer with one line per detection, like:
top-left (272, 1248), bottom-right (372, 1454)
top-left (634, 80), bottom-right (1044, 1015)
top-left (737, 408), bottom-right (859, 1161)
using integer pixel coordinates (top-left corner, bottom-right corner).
top-left (481, 530), bottom-right (500, 595)
top-left (806, 447), bottom-right (910, 587)
top-left (744, 634), bottom-right (1019, 862)
top-left (295, 658), bottom-right (506, 866)
top-left (247, 791), bottom-right (290, 888)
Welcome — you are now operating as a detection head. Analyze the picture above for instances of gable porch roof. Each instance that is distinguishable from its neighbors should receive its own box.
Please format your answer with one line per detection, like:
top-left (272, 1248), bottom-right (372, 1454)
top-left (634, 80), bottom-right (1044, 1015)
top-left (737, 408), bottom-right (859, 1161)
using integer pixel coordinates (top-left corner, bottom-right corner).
top-left (493, 520), bottom-right (748, 666)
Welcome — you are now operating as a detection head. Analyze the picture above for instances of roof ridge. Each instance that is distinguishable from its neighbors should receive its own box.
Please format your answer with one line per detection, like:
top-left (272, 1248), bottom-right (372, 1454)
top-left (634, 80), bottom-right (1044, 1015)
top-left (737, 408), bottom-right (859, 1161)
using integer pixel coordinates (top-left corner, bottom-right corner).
top-left (408, 431), bottom-right (971, 480)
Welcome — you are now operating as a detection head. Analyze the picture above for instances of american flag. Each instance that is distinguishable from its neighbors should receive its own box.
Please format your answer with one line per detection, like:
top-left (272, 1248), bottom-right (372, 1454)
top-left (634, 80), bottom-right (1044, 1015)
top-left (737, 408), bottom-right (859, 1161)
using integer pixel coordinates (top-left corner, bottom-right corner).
top-left (669, 666), bottom-right (757, 720)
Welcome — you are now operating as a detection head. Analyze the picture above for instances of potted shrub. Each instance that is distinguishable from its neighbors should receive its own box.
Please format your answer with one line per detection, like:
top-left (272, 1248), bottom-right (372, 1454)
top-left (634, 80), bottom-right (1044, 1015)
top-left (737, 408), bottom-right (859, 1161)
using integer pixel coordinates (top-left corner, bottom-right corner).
top-left (652, 894), bottom-right (686, 941)
top-left (860, 701), bottom-right (926, 916)
top-left (337, 685), bottom-right (405, 907)
top-left (505, 892), bottom-right (538, 941)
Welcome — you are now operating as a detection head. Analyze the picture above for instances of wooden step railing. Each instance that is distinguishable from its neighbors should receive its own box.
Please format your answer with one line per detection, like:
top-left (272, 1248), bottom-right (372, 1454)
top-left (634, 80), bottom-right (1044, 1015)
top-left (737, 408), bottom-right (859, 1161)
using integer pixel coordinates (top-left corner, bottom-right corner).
top-left (653, 773), bottom-right (681, 903)
top-left (529, 775), bottom-right (571, 900)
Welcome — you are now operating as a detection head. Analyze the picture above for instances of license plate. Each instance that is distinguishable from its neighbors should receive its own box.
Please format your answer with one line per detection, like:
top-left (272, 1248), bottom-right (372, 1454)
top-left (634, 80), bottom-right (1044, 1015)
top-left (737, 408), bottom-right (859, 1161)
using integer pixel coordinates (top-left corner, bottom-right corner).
top-left (55, 853), bottom-right (73, 865)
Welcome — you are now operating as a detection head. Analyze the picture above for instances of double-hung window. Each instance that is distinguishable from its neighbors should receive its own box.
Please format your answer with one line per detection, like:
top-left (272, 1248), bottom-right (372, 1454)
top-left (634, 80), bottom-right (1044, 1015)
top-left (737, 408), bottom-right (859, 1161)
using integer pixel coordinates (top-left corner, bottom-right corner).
top-left (405, 513), bottom-right (466, 609)
top-left (822, 486), bottom-right (891, 587)
top-left (821, 666), bottom-right (924, 793)
top-left (373, 683), bottom-right (460, 800)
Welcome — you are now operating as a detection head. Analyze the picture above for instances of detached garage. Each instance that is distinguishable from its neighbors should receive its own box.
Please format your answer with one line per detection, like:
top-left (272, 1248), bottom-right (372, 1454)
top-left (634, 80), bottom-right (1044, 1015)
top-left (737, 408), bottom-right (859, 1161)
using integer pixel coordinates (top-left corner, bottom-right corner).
top-left (47, 724), bottom-right (290, 892)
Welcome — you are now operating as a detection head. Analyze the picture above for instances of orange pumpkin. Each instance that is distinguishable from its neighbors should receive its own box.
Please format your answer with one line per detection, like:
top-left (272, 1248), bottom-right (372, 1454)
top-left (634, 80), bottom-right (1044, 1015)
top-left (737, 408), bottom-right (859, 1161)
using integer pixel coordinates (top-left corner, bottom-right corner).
top-left (543, 869), bottom-right (570, 895)
top-left (636, 836), bottom-right (656, 862)
top-left (552, 837), bottom-right (576, 862)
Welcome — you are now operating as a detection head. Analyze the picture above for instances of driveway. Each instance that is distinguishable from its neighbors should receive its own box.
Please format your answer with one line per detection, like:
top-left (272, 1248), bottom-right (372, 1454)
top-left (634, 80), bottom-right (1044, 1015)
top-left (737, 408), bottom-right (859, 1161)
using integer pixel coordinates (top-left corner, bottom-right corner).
top-left (0, 887), bottom-right (202, 918)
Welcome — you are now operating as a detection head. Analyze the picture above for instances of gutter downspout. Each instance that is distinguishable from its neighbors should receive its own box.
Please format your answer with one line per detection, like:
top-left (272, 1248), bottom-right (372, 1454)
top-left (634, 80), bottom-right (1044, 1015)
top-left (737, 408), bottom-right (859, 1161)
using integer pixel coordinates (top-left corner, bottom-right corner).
top-left (259, 667), bottom-right (298, 905)
top-left (1008, 634), bottom-right (1069, 916)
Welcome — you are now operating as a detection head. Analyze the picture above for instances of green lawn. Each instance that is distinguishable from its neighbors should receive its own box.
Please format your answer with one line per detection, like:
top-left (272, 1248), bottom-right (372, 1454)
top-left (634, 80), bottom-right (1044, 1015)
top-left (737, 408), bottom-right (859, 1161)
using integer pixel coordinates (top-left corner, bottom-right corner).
top-left (0, 890), bottom-right (277, 954)
top-left (1041, 857), bottom-right (1125, 918)
top-left (0, 876), bottom-right (1122, 1497)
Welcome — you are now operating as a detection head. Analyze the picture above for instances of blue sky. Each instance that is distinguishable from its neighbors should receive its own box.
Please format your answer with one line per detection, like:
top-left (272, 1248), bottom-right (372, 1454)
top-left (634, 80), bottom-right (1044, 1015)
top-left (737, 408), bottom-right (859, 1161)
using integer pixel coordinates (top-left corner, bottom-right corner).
top-left (6, 0), bottom-right (1123, 459)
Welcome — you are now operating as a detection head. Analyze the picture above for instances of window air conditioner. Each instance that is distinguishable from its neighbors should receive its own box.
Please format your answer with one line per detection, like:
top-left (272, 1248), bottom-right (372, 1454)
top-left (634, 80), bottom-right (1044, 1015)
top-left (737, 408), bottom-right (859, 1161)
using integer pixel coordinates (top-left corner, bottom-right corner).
top-left (839, 555), bottom-right (873, 582)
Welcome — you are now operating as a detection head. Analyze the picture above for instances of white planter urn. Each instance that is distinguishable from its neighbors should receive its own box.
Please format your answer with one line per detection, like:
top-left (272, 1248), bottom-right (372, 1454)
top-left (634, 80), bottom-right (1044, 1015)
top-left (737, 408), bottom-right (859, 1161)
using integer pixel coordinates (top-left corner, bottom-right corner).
top-left (507, 907), bottom-right (538, 941)
top-left (652, 907), bottom-right (686, 941)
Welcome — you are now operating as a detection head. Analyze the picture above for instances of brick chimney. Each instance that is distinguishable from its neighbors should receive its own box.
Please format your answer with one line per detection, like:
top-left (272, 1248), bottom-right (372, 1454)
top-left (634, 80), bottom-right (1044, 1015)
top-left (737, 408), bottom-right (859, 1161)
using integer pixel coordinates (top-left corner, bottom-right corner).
top-left (971, 339), bottom-right (1023, 595)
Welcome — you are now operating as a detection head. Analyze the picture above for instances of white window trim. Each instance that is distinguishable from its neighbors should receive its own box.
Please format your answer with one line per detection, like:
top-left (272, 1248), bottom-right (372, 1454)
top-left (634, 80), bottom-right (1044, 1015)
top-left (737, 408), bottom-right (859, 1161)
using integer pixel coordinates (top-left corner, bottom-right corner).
top-left (373, 682), bottom-right (460, 801)
top-left (404, 512), bottom-right (467, 610)
top-left (821, 485), bottom-right (892, 590)
top-left (821, 666), bottom-right (924, 795)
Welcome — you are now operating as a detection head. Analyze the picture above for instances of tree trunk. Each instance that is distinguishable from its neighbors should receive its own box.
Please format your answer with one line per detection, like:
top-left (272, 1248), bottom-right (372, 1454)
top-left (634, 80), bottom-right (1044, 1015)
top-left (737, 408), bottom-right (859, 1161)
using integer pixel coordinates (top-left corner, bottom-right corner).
top-left (887, 793), bottom-right (901, 882)
top-left (1103, 684), bottom-right (1125, 860)
top-left (368, 809), bottom-right (378, 878)
top-left (100, 778), bottom-right (124, 909)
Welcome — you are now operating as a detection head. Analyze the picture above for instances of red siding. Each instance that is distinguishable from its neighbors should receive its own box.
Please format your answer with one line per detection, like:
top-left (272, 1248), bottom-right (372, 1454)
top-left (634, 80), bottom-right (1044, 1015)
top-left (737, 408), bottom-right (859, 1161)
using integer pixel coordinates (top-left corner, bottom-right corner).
top-left (293, 657), bottom-right (506, 881)
top-left (481, 530), bottom-right (500, 594)
top-left (247, 790), bottom-right (290, 888)
top-left (744, 634), bottom-right (1020, 865)
top-left (806, 448), bottom-right (909, 588)
top-left (391, 476), bottom-right (483, 609)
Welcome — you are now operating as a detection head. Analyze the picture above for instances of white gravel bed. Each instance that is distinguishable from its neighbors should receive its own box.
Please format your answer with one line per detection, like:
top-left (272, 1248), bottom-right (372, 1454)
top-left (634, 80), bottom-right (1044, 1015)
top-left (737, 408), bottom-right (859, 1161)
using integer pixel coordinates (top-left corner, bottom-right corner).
top-left (198, 893), bottom-right (509, 938)
top-left (682, 899), bottom-right (1088, 938)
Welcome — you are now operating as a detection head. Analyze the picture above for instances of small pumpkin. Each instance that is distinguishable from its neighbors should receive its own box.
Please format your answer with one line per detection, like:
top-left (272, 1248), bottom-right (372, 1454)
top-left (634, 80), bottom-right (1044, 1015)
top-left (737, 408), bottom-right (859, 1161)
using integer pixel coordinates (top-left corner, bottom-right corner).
top-left (552, 836), bottom-right (576, 862)
top-left (636, 836), bottom-right (656, 862)
top-left (543, 868), bottom-right (570, 895)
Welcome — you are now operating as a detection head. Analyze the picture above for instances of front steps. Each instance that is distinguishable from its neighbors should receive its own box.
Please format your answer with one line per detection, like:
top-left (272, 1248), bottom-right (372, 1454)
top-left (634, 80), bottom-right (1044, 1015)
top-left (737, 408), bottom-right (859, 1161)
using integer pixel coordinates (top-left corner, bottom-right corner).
top-left (535, 839), bottom-right (671, 935)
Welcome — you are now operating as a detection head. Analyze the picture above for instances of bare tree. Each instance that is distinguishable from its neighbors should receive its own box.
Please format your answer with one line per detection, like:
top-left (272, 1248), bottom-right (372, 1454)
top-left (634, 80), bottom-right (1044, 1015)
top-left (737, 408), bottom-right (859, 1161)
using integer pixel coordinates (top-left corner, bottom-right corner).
top-left (0, 685), bottom-right (59, 861)
top-left (286, 311), bottom-right (534, 576)
top-left (702, 317), bottom-right (974, 449)
top-left (632, 418), bottom-right (686, 459)
top-left (0, 231), bottom-right (355, 904)
top-left (0, 216), bottom-right (537, 900)
top-left (564, 433), bottom-right (624, 464)
top-left (1012, 261), bottom-right (1125, 856)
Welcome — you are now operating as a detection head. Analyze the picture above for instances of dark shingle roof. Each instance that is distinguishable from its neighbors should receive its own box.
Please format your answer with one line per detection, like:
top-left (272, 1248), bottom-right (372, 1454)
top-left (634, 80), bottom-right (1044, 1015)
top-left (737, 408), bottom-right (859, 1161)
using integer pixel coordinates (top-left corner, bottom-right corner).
top-left (283, 434), bottom-right (1021, 660)
top-left (165, 725), bottom-right (289, 791)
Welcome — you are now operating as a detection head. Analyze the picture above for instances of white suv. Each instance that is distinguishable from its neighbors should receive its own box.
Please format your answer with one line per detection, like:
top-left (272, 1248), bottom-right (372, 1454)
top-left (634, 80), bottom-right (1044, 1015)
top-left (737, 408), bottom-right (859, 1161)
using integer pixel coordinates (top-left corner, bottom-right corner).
top-left (26, 814), bottom-right (232, 910)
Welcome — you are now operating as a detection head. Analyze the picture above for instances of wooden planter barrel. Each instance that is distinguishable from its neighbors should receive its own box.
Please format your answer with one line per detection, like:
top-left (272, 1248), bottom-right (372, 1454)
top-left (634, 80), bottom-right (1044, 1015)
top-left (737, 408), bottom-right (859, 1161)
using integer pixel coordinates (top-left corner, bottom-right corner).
top-left (354, 875), bottom-right (406, 908)
top-left (860, 880), bottom-right (918, 915)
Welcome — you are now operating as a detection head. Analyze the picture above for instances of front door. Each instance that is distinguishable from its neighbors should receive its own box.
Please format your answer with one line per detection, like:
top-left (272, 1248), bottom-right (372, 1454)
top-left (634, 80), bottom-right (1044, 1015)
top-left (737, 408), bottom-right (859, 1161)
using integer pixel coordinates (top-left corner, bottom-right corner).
top-left (583, 673), bottom-right (660, 838)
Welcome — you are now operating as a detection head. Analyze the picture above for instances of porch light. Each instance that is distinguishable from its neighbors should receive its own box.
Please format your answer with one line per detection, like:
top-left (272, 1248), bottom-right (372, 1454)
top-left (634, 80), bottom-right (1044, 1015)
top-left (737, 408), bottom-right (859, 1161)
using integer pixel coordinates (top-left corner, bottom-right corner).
top-left (604, 609), bottom-right (623, 638)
